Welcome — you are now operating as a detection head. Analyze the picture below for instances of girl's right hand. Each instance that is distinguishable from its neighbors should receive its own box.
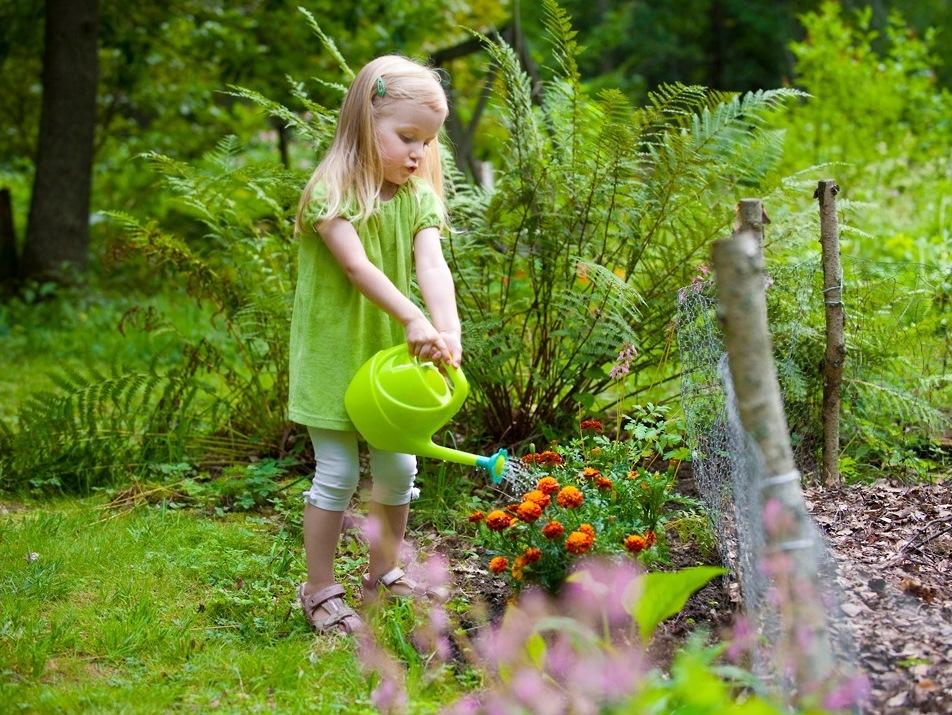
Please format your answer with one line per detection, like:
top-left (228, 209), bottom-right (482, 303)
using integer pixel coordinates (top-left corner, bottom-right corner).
top-left (405, 316), bottom-right (451, 364)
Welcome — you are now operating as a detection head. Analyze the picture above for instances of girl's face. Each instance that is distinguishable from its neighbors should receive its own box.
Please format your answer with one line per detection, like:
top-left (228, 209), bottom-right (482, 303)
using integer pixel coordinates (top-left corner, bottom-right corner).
top-left (375, 100), bottom-right (445, 191)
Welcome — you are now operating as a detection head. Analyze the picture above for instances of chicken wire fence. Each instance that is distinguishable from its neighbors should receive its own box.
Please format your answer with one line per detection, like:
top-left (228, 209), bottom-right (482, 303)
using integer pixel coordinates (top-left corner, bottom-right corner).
top-left (676, 253), bottom-right (949, 702)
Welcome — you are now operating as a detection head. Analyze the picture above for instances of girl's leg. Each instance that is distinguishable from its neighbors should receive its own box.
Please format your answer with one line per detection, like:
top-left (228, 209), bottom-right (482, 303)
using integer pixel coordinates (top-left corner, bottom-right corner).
top-left (302, 427), bottom-right (360, 595)
top-left (366, 448), bottom-right (417, 586)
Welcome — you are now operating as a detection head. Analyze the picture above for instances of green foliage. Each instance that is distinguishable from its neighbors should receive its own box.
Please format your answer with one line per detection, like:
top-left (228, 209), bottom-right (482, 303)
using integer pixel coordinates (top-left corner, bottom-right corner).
top-left (448, 10), bottom-right (804, 443)
top-left (469, 415), bottom-right (705, 592)
top-left (1, 134), bottom-right (303, 492)
top-left (627, 565), bottom-right (726, 642)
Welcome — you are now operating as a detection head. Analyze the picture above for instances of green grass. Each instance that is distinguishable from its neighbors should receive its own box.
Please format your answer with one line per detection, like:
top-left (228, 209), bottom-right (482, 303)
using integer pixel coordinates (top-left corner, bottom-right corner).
top-left (0, 498), bottom-right (471, 713)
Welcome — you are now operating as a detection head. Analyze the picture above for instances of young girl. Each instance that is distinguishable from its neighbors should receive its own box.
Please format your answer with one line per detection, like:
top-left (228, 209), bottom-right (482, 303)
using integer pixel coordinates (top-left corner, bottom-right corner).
top-left (289, 56), bottom-right (462, 634)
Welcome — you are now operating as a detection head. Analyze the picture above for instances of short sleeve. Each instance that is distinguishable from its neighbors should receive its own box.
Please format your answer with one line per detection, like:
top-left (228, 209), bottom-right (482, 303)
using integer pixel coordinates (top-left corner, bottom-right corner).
top-left (302, 180), bottom-right (361, 229)
top-left (413, 181), bottom-right (448, 237)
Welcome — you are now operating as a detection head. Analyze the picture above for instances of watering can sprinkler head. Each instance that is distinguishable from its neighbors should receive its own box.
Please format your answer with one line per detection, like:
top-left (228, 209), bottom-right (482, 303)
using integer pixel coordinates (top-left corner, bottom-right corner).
top-left (344, 345), bottom-right (509, 481)
top-left (476, 448), bottom-right (508, 484)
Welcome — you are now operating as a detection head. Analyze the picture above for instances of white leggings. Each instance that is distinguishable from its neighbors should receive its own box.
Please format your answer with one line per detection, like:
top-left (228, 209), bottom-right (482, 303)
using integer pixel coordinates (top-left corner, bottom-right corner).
top-left (303, 427), bottom-right (417, 511)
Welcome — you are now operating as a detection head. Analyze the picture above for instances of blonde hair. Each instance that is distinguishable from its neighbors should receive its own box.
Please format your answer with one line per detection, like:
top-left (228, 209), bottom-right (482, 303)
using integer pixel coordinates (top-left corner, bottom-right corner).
top-left (295, 55), bottom-right (448, 232)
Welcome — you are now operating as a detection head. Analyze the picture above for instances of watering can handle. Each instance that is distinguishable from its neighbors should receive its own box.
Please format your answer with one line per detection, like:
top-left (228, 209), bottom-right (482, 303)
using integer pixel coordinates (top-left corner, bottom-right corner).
top-left (442, 360), bottom-right (470, 413)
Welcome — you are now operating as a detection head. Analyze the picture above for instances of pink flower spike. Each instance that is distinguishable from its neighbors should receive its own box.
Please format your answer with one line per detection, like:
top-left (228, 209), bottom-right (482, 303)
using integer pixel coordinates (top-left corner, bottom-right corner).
top-left (823, 674), bottom-right (871, 710)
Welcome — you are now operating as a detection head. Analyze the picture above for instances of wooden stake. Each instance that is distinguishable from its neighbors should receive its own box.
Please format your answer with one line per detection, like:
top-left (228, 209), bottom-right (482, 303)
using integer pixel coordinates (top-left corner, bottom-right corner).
top-left (734, 198), bottom-right (770, 249)
top-left (814, 180), bottom-right (845, 486)
top-left (712, 230), bottom-right (835, 699)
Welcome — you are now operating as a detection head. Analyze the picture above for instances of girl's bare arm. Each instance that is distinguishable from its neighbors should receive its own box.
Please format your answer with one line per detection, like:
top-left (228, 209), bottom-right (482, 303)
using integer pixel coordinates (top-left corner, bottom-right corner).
top-left (318, 217), bottom-right (450, 362)
top-left (414, 226), bottom-right (462, 366)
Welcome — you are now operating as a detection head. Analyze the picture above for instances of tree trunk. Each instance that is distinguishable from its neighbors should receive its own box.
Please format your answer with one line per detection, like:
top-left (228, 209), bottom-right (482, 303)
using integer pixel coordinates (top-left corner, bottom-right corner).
top-left (21, 0), bottom-right (99, 281)
top-left (0, 188), bottom-right (18, 284)
top-left (712, 230), bottom-right (836, 700)
top-left (815, 179), bottom-right (845, 485)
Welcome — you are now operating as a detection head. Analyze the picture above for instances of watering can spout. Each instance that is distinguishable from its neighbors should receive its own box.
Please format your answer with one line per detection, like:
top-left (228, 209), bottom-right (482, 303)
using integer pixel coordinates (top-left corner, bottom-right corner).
top-left (419, 444), bottom-right (508, 484)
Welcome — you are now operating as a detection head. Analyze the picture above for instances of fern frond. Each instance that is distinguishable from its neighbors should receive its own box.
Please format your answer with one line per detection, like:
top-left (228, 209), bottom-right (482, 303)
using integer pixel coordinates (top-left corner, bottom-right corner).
top-left (542, 0), bottom-right (581, 85)
top-left (297, 6), bottom-right (352, 80)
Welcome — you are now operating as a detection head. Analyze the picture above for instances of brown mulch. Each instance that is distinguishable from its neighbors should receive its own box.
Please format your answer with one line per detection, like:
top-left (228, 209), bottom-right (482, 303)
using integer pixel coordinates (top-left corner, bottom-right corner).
top-left (804, 479), bottom-right (951, 715)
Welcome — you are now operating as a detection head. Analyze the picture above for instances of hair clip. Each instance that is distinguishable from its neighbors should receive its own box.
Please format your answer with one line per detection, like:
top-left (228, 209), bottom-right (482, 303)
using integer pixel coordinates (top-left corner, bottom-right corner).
top-left (375, 77), bottom-right (386, 98)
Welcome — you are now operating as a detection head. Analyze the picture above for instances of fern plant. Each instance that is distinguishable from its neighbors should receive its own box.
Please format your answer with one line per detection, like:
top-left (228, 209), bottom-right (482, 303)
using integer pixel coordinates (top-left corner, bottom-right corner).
top-left (446, 0), bottom-right (803, 444)
top-left (0, 136), bottom-right (311, 492)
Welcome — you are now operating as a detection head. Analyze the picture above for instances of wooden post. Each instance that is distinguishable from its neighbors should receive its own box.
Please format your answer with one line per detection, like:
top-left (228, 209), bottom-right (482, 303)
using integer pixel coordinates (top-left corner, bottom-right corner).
top-left (814, 180), bottom-right (845, 486)
top-left (734, 198), bottom-right (770, 248)
top-left (712, 230), bottom-right (835, 699)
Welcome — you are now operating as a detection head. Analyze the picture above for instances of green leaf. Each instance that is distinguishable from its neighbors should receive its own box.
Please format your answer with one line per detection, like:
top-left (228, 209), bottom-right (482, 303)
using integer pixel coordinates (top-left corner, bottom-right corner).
top-left (630, 566), bottom-right (726, 642)
top-left (525, 632), bottom-right (547, 670)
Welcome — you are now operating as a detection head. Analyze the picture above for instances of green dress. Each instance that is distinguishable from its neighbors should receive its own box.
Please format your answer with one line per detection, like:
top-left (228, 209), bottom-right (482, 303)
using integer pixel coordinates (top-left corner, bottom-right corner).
top-left (288, 177), bottom-right (445, 430)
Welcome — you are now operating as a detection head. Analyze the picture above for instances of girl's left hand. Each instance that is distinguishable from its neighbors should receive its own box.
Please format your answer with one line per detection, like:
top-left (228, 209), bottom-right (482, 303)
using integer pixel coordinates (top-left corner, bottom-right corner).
top-left (439, 331), bottom-right (462, 368)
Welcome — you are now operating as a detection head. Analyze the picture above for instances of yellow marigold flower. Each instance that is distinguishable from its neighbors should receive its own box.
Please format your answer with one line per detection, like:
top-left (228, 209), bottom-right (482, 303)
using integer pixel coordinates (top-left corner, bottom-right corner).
top-left (565, 530), bottom-right (594, 555)
top-left (556, 486), bottom-right (584, 509)
top-left (486, 510), bottom-right (513, 531)
top-left (537, 476), bottom-right (560, 495)
top-left (523, 547), bottom-right (542, 564)
top-left (523, 489), bottom-right (551, 508)
top-left (626, 470), bottom-right (638, 480)
top-left (489, 556), bottom-right (508, 573)
top-left (516, 501), bottom-right (543, 523)
top-left (542, 520), bottom-right (565, 539)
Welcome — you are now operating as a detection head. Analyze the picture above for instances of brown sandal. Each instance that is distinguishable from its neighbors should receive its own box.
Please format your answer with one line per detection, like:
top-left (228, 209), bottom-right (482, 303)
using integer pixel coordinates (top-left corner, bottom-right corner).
top-left (362, 567), bottom-right (450, 604)
top-left (298, 583), bottom-right (363, 634)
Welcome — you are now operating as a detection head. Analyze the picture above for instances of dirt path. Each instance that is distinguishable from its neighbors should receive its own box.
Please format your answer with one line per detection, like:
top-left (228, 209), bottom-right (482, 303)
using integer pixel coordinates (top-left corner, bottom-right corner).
top-left (805, 479), bottom-right (951, 715)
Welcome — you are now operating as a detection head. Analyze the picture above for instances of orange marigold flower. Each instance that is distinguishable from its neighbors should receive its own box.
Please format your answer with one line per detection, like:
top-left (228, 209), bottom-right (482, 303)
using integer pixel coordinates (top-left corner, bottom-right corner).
top-left (521, 452), bottom-right (540, 465)
top-left (624, 534), bottom-right (648, 553)
top-left (580, 466), bottom-right (601, 480)
top-left (556, 486), bottom-right (584, 509)
top-left (489, 556), bottom-right (508, 573)
top-left (645, 530), bottom-right (657, 547)
top-left (538, 450), bottom-right (564, 467)
top-left (596, 476), bottom-right (613, 491)
top-left (523, 489), bottom-right (551, 509)
top-left (467, 510), bottom-right (485, 523)
top-left (536, 476), bottom-right (560, 495)
top-left (504, 503), bottom-right (521, 515)
top-left (516, 500), bottom-right (543, 523)
top-left (578, 523), bottom-right (596, 537)
top-left (542, 520), bottom-right (565, 539)
top-left (565, 530), bottom-right (594, 555)
top-left (580, 418), bottom-right (603, 433)
top-left (486, 510), bottom-right (513, 531)
top-left (523, 547), bottom-right (542, 564)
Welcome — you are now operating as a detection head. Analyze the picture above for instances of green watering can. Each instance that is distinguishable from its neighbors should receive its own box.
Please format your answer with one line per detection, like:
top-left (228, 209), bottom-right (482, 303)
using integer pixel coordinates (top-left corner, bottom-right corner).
top-left (344, 344), bottom-right (508, 483)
